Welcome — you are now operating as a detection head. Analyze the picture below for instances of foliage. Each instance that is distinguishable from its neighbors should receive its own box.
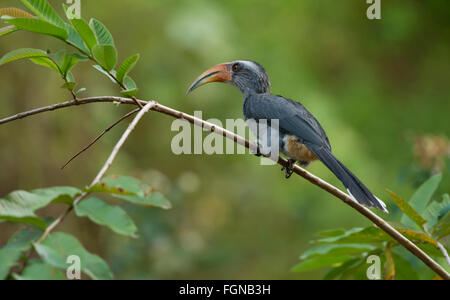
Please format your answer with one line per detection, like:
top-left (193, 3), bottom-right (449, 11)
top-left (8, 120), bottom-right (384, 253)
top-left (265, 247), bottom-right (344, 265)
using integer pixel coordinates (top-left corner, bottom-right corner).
top-left (0, 176), bottom-right (170, 280)
top-left (292, 174), bottom-right (450, 280)
top-left (0, 0), bottom-right (167, 280)
top-left (0, 0), bottom-right (139, 97)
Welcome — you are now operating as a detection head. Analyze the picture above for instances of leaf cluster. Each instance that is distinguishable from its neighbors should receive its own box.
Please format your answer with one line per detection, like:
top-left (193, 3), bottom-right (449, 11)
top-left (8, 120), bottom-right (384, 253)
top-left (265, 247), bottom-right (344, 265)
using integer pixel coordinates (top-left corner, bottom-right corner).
top-left (0, 0), bottom-right (140, 97)
top-left (292, 174), bottom-right (449, 280)
top-left (0, 176), bottom-right (171, 280)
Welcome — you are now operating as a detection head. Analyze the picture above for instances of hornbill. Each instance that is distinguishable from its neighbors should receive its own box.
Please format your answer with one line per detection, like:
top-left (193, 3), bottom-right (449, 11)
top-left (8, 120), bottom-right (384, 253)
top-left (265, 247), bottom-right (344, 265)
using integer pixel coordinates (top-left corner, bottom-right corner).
top-left (186, 60), bottom-right (388, 212)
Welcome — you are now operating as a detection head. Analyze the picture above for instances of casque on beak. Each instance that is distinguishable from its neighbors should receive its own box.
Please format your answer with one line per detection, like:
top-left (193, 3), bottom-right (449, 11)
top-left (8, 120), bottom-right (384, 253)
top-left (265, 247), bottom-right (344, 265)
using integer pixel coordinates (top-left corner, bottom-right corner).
top-left (186, 62), bottom-right (232, 95)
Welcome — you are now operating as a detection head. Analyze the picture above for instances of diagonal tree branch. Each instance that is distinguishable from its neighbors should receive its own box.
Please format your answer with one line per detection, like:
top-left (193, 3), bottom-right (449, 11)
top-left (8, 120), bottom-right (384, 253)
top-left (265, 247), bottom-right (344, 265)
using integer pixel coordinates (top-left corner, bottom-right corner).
top-left (1, 96), bottom-right (449, 279)
top-left (35, 101), bottom-right (155, 244)
top-left (61, 107), bottom-right (140, 169)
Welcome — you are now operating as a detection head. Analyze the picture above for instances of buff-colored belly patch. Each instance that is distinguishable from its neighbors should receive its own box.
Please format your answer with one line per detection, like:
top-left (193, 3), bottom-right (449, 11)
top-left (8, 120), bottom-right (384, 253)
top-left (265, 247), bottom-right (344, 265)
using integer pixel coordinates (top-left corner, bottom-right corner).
top-left (283, 135), bottom-right (317, 162)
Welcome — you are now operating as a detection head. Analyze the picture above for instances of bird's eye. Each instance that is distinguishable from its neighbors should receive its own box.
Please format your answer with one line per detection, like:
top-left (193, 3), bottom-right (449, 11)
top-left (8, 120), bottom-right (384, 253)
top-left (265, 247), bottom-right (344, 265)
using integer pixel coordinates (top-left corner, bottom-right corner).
top-left (232, 63), bottom-right (240, 72)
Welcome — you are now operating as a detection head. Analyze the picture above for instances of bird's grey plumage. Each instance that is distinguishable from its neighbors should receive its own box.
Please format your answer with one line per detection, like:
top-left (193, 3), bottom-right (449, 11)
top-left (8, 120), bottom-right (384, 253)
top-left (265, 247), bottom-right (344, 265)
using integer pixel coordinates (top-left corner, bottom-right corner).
top-left (187, 60), bottom-right (388, 212)
top-left (243, 92), bottom-right (386, 212)
top-left (236, 61), bottom-right (386, 211)
top-left (232, 61), bottom-right (271, 94)
top-left (243, 94), bottom-right (331, 151)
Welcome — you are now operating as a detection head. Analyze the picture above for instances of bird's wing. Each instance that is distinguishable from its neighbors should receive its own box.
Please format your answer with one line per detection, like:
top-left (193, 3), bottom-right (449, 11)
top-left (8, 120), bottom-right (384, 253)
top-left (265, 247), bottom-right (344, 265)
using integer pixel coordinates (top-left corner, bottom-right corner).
top-left (244, 94), bottom-right (331, 150)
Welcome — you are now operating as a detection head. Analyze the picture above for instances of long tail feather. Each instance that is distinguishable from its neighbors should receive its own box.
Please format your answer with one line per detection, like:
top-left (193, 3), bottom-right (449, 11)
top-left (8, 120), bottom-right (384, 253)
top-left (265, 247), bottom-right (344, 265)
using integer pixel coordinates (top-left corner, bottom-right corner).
top-left (308, 144), bottom-right (388, 212)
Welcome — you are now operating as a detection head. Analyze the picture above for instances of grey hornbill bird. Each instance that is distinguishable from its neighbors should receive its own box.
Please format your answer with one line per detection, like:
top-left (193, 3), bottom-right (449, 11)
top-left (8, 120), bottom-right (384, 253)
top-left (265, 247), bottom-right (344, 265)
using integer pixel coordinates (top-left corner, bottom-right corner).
top-left (186, 60), bottom-right (388, 212)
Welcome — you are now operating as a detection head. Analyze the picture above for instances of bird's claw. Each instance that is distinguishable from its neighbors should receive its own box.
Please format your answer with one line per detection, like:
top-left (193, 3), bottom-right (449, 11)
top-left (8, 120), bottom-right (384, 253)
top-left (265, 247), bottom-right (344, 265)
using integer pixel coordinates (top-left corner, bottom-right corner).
top-left (281, 159), bottom-right (296, 179)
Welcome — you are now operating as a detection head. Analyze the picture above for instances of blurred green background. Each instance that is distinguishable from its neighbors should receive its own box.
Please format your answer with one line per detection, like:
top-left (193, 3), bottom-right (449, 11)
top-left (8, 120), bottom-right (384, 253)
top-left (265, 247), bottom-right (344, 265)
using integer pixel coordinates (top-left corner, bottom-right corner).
top-left (0, 0), bottom-right (449, 279)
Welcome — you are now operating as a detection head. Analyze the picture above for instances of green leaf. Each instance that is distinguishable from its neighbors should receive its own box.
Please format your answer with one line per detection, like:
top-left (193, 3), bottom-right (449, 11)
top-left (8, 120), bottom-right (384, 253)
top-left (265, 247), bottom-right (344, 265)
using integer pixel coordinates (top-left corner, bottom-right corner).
top-left (384, 245), bottom-right (395, 280)
top-left (0, 187), bottom-right (81, 228)
top-left (89, 18), bottom-right (114, 46)
top-left (0, 48), bottom-right (64, 74)
top-left (20, 0), bottom-right (66, 28)
top-left (88, 176), bottom-right (171, 209)
top-left (120, 88), bottom-right (138, 98)
top-left (75, 87), bottom-right (86, 95)
top-left (291, 255), bottom-right (352, 272)
top-left (7, 226), bottom-right (43, 251)
top-left (61, 81), bottom-right (76, 91)
top-left (424, 194), bottom-right (450, 232)
top-left (317, 227), bottom-right (392, 244)
top-left (29, 57), bottom-right (60, 72)
top-left (391, 252), bottom-right (419, 280)
top-left (92, 44), bottom-right (117, 71)
top-left (0, 48), bottom-right (47, 66)
top-left (116, 54), bottom-right (140, 83)
top-left (93, 64), bottom-right (116, 82)
top-left (388, 190), bottom-right (427, 230)
top-left (394, 227), bottom-right (438, 246)
top-left (401, 174), bottom-right (442, 228)
top-left (438, 195), bottom-right (450, 218)
top-left (0, 7), bottom-right (31, 38)
top-left (434, 211), bottom-right (450, 239)
top-left (0, 224), bottom-right (43, 279)
top-left (0, 25), bottom-right (19, 37)
top-left (0, 7), bottom-right (34, 18)
top-left (31, 186), bottom-right (81, 205)
top-left (47, 49), bottom-right (65, 65)
top-left (119, 182), bottom-right (170, 208)
top-left (1, 4), bottom-right (87, 54)
top-left (71, 18), bottom-right (98, 52)
top-left (123, 76), bottom-right (137, 90)
top-left (59, 53), bottom-right (88, 77)
top-left (300, 244), bottom-right (376, 260)
top-left (89, 176), bottom-right (172, 209)
top-left (34, 232), bottom-right (113, 280)
top-left (323, 258), bottom-right (363, 280)
top-left (75, 197), bottom-right (138, 237)
top-left (65, 25), bottom-right (90, 54)
top-left (0, 191), bottom-right (50, 229)
top-left (66, 70), bottom-right (75, 83)
top-left (0, 246), bottom-right (23, 279)
top-left (61, 3), bottom-right (71, 19)
top-left (2, 17), bottom-right (68, 40)
top-left (121, 76), bottom-right (139, 96)
top-left (417, 243), bottom-right (446, 258)
top-left (13, 259), bottom-right (66, 280)
top-left (59, 4), bottom-right (89, 54)
top-left (90, 176), bottom-right (144, 195)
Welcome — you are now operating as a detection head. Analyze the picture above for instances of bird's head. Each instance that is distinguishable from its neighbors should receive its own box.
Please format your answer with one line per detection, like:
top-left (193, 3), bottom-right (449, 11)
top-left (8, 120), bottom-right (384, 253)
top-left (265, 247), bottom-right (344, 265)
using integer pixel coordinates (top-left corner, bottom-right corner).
top-left (186, 60), bottom-right (270, 96)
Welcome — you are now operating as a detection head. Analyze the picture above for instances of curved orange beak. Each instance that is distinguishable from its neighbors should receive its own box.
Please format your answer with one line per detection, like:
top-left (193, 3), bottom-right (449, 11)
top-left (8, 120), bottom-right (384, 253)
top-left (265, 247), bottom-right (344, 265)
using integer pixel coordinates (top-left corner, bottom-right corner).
top-left (186, 62), bottom-right (232, 95)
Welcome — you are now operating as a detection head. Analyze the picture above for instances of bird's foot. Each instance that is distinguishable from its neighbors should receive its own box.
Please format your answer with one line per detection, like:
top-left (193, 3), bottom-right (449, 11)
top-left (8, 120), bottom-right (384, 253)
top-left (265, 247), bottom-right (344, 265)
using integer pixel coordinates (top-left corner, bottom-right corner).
top-left (281, 159), bottom-right (296, 179)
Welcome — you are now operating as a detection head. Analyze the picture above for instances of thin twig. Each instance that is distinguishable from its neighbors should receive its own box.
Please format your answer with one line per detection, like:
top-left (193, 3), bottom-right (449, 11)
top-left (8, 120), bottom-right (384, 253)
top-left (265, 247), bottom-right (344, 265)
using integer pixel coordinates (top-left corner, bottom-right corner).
top-left (1, 96), bottom-right (449, 279)
top-left (90, 101), bottom-right (154, 185)
top-left (437, 242), bottom-right (450, 267)
top-left (61, 107), bottom-right (140, 169)
top-left (35, 101), bottom-right (154, 244)
top-left (0, 97), bottom-right (133, 125)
